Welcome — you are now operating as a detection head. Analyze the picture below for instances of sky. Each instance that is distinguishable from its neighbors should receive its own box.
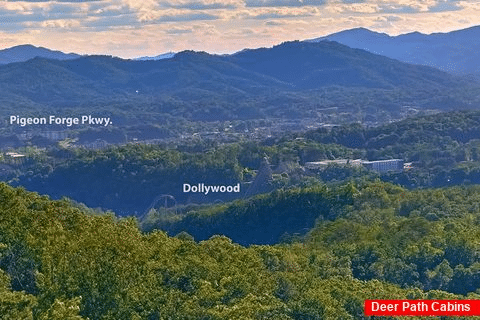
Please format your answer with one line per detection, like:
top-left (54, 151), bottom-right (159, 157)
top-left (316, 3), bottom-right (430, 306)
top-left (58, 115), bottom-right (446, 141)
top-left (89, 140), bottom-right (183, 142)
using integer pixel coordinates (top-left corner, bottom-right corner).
top-left (0, 0), bottom-right (479, 58)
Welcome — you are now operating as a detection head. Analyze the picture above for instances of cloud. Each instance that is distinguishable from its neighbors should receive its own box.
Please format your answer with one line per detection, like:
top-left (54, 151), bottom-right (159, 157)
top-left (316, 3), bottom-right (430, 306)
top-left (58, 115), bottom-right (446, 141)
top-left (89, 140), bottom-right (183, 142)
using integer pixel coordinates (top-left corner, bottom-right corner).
top-left (0, 1), bottom-right (220, 33)
top-left (245, 0), bottom-right (326, 8)
top-left (1, 2), bottom-right (86, 20)
top-left (82, 14), bottom-right (138, 30)
top-left (335, 3), bottom-right (378, 14)
top-left (265, 20), bottom-right (285, 25)
top-left (82, 10), bottom-right (218, 31)
top-left (1, 0), bottom-right (480, 57)
top-left (87, 3), bottom-right (134, 18)
top-left (0, 12), bottom-right (44, 24)
top-left (377, 4), bottom-right (420, 14)
top-left (428, 0), bottom-right (462, 12)
top-left (156, 12), bottom-right (219, 22)
top-left (3, 0), bottom-right (101, 2)
top-left (372, 14), bottom-right (404, 28)
top-left (239, 6), bottom-right (320, 20)
top-left (172, 2), bottom-right (237, 10)
top-left (39, 18), bottom-right (82, 28)
top-left (0, 1), bottom-right (100, 33)
top-left (385, 15), bottom-right (402, 22)
top-left (341, 0), bottom-right (366, 3)
top-left (252, 11), bottom-right (313, 19)
top-left (165, 27), bottom-right (193, 34)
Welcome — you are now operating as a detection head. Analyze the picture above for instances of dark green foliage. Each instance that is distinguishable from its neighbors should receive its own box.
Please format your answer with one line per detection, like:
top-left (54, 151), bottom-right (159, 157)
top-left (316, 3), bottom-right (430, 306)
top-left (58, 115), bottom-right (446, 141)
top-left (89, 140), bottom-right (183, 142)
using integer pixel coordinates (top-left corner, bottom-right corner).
top-left (2, 182), bottom-right (480, 319)
top-left (0, 41), bottom-right (477, 130)
top-left (150, 185), bottom-right (343, 245)
top-left (307, 182), bottom-right (480, 296)
top-left (13, 143), bottom-right (243, 215)
top-left (0, 269), bottom-right (37, 320)
top-left (148, 179), bottom-right (480, 298)
top-left (9, 139), bottom-right (355, 215)
top-left (227, 41), bottom-right (467, 90)
top-left (303, 110), bottom-right (480, 188)
top-left (11, 110), bottom-right (480, 217)
top-left (306, 110), bottom-right (480, 151)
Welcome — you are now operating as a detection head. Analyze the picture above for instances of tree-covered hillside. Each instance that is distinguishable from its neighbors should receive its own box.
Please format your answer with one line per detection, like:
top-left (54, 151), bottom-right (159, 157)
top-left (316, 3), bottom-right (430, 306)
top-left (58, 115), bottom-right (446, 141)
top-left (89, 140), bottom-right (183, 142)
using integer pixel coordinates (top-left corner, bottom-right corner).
top-left (304, 110), bottom-right (480, 188)
top-left (0, 40), bottom-right (477, 127)
top-left (2, 182), bottom-right (480, 319)
top-left (8, 140), bottom-right (357, 215)
top-left (143, 179), bottom-right (480, 297)
top-left (8, 110), bottom-right (480, 216)
top-left (315, 25), bottom-right (480, 77)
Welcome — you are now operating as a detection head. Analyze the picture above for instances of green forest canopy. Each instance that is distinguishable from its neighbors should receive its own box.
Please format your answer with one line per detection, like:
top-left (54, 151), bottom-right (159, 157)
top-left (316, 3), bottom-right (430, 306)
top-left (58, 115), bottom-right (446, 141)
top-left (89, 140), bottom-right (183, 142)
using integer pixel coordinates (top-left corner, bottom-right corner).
top-left (10, 109), bottom-right (480, 216)
top-left (2, 181), bottom-right (480, 319)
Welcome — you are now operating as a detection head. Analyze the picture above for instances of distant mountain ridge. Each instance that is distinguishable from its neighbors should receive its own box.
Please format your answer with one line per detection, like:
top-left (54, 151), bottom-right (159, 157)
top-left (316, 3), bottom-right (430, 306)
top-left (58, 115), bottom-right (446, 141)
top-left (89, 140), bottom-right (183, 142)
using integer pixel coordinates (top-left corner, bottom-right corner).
top-left (226, 40), bottom-right (463, 90)
top-left (0, 41), bottom-right (465, 99)
top-left (134, 52), bottom-right (176, 61)
top-left (5, 24), bottom-right (480, 76)
top-left (310, 25), bottom-right (480, 76)
top-left (0, 40), bottom-right (474, 122)
top-left (0, 44), bottom-right (80, 64)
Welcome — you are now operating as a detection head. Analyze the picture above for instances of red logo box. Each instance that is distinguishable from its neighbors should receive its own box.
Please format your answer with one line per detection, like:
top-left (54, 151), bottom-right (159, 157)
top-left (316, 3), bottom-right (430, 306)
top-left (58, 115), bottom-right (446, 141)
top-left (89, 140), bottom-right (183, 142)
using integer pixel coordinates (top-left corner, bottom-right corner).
top-left (365, 300), bottom-right (480, 317)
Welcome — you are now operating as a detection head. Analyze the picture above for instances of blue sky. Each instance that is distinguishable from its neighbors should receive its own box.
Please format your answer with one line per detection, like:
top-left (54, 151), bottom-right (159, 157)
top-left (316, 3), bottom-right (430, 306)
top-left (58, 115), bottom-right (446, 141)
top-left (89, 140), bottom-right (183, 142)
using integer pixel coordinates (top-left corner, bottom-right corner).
top-left (0, 0), bottom-right (478, 58)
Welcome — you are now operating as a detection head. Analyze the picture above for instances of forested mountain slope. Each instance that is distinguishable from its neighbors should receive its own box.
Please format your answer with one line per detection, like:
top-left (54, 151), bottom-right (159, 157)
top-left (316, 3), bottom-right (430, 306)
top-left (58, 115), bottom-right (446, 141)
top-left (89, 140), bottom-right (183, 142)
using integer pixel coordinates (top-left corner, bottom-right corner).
top-left (2, 182), bottom-right (480, 319)
top-left (9, 110), bottom-right (480, 215)
top-left (304, 110), bottom-right (480, 187)
top-left (0, 44), bottom-right (80, 65)
top-left (313, 25), bottom-right (480, 76)
top-left (0, 41), bottom-right (474, 122)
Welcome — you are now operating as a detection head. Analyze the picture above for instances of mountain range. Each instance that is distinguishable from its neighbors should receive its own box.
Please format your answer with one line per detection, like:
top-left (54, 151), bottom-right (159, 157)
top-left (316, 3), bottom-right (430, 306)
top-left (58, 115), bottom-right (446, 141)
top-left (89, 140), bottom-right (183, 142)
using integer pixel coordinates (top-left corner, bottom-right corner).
top-left (134, 52), bottom-right (176, 61)
top-left (225, 40), bottom-right (464, 90)
top-left (1, 37), bottom-right (479, 126)
top-left (311, 25), bottom-right (480, 76)
top-left (0, 40), bottom-right (469, 116)
top-left (3, 24), bottom-right (480, 78)
top-left (0, 44), bottom-right (80, 65)
top-left (3, 25), bottom-right (480, 78)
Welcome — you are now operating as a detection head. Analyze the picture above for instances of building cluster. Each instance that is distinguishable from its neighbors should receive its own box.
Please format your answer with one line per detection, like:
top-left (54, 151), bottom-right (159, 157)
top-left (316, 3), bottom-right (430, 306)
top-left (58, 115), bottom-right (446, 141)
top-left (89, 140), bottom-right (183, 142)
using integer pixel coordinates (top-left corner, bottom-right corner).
top-left (17, 130), bottom-right (69, 141)
top-left (2, 152), bottom-right (26, 165)
top-left (305, 159), bottom-right (405, 173)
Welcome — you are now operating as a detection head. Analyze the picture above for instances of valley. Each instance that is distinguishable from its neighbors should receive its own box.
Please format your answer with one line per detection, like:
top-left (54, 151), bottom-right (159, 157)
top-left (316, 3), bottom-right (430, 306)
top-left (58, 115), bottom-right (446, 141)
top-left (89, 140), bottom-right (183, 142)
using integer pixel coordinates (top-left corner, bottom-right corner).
top-left (2, 24), bottom-right (480, 319)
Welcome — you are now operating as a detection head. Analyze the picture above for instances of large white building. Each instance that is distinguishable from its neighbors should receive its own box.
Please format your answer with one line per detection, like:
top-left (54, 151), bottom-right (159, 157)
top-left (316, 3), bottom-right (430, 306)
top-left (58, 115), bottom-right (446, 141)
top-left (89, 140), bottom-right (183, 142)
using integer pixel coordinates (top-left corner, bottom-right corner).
top-left (361, 159), bottom-right (404, 172)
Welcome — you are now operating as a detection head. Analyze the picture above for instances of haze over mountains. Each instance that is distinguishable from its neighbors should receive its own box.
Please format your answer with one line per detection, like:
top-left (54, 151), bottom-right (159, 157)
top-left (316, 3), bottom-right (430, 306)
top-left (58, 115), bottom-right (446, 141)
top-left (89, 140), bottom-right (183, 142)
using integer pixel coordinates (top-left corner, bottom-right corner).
top-left (2, 24), bottom-right (480, 80)
top-left (311, 25), bottom-right (480, 76)
top-left (3, 25), bottom-right (480, 77)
